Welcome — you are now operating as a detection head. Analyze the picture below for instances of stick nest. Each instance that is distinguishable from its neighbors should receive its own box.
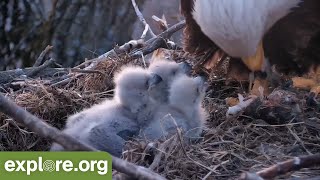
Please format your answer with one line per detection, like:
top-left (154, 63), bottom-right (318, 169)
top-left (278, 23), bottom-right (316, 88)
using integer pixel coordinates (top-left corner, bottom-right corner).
top-left (0, 49), bottom-right (319, 180)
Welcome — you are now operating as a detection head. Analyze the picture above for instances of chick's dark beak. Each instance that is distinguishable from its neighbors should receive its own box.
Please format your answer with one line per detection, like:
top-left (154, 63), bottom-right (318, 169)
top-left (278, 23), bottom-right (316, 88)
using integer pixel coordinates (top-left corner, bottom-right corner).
top-left (148, 73), bottom-right (163, 90)
top-left (178, 62), bottom-right (192, 76)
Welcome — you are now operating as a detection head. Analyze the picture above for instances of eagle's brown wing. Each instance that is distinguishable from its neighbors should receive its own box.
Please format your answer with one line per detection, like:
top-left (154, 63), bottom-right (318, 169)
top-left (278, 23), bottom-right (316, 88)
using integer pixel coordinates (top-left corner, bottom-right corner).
top-left (180, 0), bottom-right (219, 55)
top-left (264, 0), bottom-right (320, 75)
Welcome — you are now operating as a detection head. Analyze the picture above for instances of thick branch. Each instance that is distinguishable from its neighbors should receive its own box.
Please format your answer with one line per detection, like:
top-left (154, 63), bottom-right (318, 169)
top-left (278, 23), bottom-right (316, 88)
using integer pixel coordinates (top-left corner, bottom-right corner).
top-left (0, 94), bottom-right (94, 150)
top-left (0, 94), bottom-right (166, 180)
top-left (50, 20), bottom-right (185, 87)
top-left (98, 20), bottom-right (185, 64)
top-left (147, 20), bottom-right (186, 42)
top-left (33, 45), bottom-right (53, 67)
top-left (0, 68), bottom-right (68, 84)
top-left (238, 154), bottom-right (320, 180)
top-left (27, 58), bottom-right (55, 77)
top-left (152, 15), bottom-right (168, 32)
top-left (129, 20), bottom-right (186, 59)
top-left (130, 38), bottom-right (167, 59)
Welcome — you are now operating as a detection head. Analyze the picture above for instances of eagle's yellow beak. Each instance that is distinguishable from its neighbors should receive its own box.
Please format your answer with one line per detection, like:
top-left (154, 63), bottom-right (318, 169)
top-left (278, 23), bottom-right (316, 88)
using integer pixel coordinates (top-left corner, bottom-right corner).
top-left (242, 41), bottom-right (265, 72)
top-left (241, 41), bottom-right (268, 95)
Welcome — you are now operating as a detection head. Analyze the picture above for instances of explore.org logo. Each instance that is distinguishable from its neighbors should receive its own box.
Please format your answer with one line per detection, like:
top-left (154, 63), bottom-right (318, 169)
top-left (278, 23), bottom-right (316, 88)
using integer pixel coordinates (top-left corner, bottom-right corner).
top-left (4, 156), bottom-right (108, 175)
top-left (0, 152), bottom-right (112, 180)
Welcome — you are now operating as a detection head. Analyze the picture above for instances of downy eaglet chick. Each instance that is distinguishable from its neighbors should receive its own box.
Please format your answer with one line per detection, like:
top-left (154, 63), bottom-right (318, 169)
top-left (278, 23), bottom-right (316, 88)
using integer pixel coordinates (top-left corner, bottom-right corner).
top-left (140, 75), bottom-right (208, 141)
top-left (50, 66), bottom-right (163, 157)
top-left (65, 66), bottom-right (163, 127)
top-left (148, 60), bottom-right (192, 104)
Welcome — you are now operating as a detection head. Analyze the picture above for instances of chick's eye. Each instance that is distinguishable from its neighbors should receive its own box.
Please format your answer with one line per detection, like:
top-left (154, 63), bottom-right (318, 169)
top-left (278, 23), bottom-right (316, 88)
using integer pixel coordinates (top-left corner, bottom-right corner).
top-left (172, 70), bottom-right (177, 75)
top-left (196, 87), bottom-right (200, 95)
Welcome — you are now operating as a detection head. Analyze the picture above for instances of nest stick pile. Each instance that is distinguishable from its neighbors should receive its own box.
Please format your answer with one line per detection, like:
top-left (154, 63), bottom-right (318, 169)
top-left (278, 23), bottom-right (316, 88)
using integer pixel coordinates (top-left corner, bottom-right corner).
top-left (0, 1), bottom-right (319, 179)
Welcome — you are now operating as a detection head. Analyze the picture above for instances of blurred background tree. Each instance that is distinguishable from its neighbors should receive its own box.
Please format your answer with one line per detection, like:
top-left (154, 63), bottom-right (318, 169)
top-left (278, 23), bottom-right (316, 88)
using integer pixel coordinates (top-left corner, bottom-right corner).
top-left (132, 0), bottom-right (182, 44)
top-left (0, 0), bottom-right (146, 70)
top-left (0, 0), bottom-right (182, 70)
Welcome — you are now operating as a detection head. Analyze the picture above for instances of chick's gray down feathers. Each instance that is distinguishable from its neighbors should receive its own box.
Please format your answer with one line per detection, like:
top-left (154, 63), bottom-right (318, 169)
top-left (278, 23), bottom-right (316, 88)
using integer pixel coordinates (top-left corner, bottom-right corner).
top-left (148, 60), bottom-right (192, 104)
top-left (51, 66), bottom-right (162, 157)
top-left (140, 75), bottom-right (208, 141)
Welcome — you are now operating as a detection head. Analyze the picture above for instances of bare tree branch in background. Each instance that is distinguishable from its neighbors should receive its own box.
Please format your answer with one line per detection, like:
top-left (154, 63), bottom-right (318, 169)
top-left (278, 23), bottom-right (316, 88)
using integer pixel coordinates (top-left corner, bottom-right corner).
top-left (0, 0), bottom-right (146, 70)
top-left (33, 45), bottom-right (53, 67)
top-left (131, 0), bottom-right (156, 38)
top-left (50, 20), bottom-right (185, 87)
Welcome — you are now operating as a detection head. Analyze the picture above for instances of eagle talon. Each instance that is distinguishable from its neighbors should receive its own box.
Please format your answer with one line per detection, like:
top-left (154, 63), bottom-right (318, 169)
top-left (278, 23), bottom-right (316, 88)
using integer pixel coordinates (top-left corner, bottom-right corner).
top-left (250, 76), bottom-right (270, 97)
top-left (249, 72), bottom-right (255, 92)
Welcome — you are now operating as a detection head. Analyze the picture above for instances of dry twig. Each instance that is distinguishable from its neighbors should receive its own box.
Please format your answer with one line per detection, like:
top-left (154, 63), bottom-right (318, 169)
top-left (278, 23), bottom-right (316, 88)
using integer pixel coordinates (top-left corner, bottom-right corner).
top-left (141, 24), bottom-right (150, 39)
top-left (131, 0), bottom-right (156, 38)
top-left (27, 58), bottom-right (55, 77)
top-left (0, 94), bottom-right (94, 150)
top-left (148, 136), bottom-right (176, 171)
top-left (152, 15), bottom-right (168, 31)
top-left (33, 45), bottom-right (53, 67)
top-left (238, 154), bottom-right (320, 180)
top-left (129, 20), bottom-right (186, 59)
top-left (51, 20), bottom-right (186, 87)
top-left (0, 67), bottom-right (68, 85)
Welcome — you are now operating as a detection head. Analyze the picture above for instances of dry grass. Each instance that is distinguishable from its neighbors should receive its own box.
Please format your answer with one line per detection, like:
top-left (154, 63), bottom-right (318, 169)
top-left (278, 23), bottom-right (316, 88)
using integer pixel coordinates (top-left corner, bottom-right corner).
top-left (0, 56), bottom-right (143, 151)
top-left (0, 50), bottom-right (319, 179)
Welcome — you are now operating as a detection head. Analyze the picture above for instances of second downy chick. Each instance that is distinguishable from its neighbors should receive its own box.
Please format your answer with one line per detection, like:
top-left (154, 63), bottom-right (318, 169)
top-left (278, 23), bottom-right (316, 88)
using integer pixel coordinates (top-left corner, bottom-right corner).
top-left (140, 75), bottom-right (208, 141)
top-left (148, 60), bottom-right (192, 104)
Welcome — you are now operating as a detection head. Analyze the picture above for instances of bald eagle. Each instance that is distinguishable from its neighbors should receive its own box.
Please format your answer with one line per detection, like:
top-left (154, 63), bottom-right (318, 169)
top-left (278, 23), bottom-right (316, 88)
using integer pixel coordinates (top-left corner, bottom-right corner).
top-left (181, 0), bottom-right (320, 95)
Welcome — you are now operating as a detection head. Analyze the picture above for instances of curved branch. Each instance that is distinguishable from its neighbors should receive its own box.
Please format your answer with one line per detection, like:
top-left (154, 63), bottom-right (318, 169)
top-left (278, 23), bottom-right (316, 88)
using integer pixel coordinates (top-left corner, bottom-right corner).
top-left (238, 154), bottom-right (320, 180)
top-left (0, 94), bottom-right (165, 180)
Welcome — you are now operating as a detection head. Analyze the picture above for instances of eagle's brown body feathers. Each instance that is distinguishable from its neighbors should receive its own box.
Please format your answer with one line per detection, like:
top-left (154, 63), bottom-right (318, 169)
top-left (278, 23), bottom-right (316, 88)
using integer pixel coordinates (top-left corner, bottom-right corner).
top-left (181, 0), bottom-right (320, 75)
top-left (180, 0), bottom-right (219, 55)
top-left (264, 0), bottom-right (320, 74)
